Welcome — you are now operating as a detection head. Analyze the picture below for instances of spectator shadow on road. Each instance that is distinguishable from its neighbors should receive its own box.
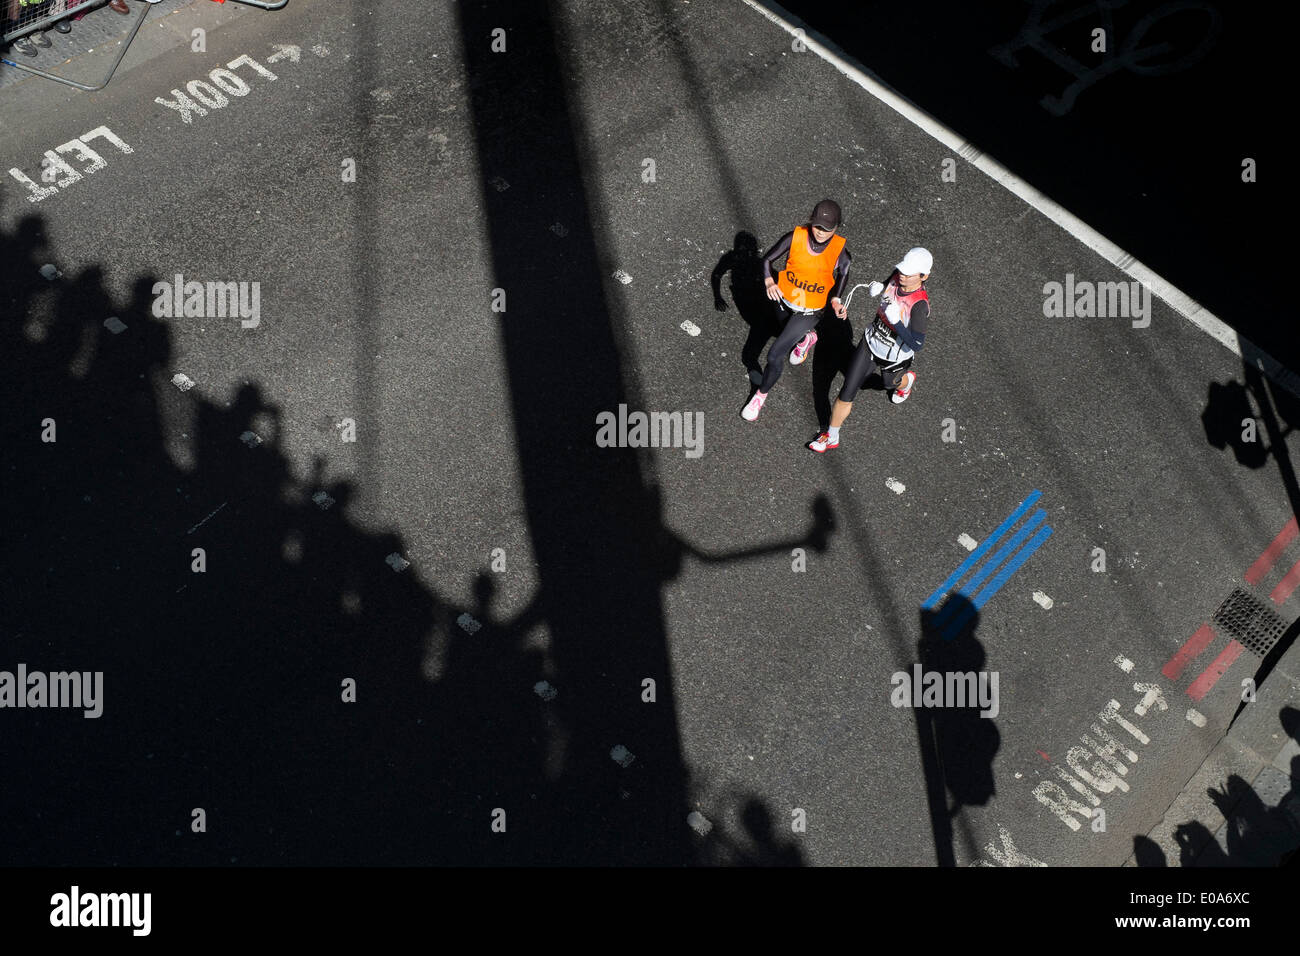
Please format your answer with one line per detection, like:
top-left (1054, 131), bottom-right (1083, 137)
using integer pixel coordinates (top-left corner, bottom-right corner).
top-left (693, 789), bottom-right (803, 866)
top-left (1164, 706), bottom-right (1300, 867)
top-left (914, 595), bottom-right (1000, 866)
top-left (0, 192), bottom-right (832, 864)
top-left (0, 204), bottom-right (440, 863)
top-left (1130, 834), bottom-right (1167, 866)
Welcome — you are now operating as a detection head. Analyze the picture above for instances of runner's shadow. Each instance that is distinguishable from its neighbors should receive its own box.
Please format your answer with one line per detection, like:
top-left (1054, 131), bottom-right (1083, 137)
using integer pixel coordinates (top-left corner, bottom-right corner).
top-left (712, 231), bottom-right (779, 379)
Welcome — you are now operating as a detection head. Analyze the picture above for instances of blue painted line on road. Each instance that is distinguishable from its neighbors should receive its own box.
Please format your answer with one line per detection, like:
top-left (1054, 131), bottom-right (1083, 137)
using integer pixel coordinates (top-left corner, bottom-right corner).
top-left (943, 524), bottom-right (1055, 639)
top-left (921, 489), bottom-right (1041, 611)
top-left (932, 508), bottom-right (1047, 630)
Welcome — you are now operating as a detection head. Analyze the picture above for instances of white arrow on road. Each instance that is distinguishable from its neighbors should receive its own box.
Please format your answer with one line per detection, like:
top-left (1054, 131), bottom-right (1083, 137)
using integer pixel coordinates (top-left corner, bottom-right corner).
top-left (267, 44), bottom-right (302, 64)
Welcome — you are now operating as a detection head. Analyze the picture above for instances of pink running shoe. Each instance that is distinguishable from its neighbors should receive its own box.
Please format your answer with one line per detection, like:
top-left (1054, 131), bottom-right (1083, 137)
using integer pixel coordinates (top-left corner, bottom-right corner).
top-left (741, 390), bottom-right (767, 421)
top-left (789, 330), bottom-right (818, 365)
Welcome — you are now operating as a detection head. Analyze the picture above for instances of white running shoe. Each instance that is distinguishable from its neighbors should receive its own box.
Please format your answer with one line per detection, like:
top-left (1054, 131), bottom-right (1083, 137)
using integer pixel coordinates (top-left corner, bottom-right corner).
top-left (891, 370), bottom-right (916, 404)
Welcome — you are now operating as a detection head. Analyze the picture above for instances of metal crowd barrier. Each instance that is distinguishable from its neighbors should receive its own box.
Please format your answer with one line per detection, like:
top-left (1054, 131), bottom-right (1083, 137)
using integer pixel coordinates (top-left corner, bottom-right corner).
top-left (2, 0), bottom-right (288, 91)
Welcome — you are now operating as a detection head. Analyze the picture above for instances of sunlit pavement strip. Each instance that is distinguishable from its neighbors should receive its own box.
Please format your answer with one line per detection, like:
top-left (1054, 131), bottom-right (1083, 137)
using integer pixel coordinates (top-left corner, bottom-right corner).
top-left (741, 0), bottom-right (1300, 400)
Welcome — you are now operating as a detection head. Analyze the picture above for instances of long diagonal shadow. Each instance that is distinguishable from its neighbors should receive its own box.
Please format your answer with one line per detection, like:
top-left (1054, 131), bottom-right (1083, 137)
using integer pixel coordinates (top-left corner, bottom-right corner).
top-left (456, 0), bottom-right (831, 864)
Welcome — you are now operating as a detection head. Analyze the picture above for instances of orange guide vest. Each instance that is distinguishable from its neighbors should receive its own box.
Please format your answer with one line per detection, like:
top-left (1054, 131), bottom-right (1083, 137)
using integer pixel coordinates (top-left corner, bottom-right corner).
top-left (776, 226), bottom-right (846, 311)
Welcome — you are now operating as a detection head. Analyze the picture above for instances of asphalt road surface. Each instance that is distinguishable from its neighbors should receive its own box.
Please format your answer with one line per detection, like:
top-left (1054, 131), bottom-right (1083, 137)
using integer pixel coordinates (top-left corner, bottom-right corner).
top-left (0, 0), bottom-right (1295, 868)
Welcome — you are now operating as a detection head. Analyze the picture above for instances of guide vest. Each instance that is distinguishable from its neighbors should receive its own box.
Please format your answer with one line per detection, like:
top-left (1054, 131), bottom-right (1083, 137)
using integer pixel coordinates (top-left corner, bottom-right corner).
top-left (777, 226), bottom-right (845, 312)
top-left (867, 274), bottom-right (929, 364)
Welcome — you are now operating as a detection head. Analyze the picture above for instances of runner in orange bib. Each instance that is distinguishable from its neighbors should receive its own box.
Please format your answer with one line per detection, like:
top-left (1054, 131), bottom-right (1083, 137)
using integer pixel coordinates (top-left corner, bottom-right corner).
top-left (742, 199), bottom-right (852, 422)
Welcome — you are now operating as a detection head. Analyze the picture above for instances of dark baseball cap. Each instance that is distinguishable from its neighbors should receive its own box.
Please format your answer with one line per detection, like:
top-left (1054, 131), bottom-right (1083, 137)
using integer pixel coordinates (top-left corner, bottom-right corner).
top-left (811, 199), bottom-right (841, 231)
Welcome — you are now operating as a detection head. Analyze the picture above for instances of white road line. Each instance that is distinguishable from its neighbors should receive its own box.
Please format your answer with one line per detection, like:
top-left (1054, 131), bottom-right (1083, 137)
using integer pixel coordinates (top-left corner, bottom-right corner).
top-left (740, 0), bottom-right (1300, 400)
top-left (957, 533), bottom-right (977, 551)
top-left (1032, 590), bottom-right (1054, 610)
top-left (610, 744), bottom-right (636, 768)
top-left (1185, 708), bottom-right (1207, 728)
top-left (680, 319), bottom-right (701, 336)
top-left (386, 552), bottom-right (410, 573)
top-left (1114, 655), bottom-right (1134, 673)
top-left (885, 477), bottom-right (905, 495)
top-left (687, 810), bottom-right (713, 835)
top-left (456, 612), bottom-right (481, 634)
top-left (185, 501), bottom-right (227, 536)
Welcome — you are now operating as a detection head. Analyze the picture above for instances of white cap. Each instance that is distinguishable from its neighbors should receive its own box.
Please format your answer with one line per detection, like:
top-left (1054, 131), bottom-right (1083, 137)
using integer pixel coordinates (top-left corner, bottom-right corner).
top-left (895, 247), bottom-right (933, 276)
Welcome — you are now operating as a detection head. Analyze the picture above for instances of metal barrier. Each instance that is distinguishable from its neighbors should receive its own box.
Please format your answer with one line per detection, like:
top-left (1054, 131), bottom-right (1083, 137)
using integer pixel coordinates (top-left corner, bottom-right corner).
top-left (1, 0), bottom-right (287, 91)
top-left (4, 0), bottom-right (106, 43)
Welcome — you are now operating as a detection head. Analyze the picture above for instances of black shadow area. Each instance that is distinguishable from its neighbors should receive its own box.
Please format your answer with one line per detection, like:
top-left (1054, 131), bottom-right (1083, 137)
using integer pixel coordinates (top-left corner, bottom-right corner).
top-left (768, 0), bottom-right (1296, 368)
top-left (914, 596), bottom-right (1000, 866)
top-left (0, 207), bottom-right (480, 864)
top-left (1172, 707), bottom-right (1300, 867)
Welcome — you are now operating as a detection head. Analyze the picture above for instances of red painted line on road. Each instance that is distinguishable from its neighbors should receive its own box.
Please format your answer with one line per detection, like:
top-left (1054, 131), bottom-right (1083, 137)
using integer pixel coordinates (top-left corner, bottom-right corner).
top-left (1162, 624), bottom-right (1215, 681)
top-left (1269, 558), bottom-right (1300, 605)
top-left (1186, 640), bottom-right (1245, 702)
top-left (1036, 750), bottom-right (1050, 761)
top-left (1245, 517), bottom-right (1298, 586)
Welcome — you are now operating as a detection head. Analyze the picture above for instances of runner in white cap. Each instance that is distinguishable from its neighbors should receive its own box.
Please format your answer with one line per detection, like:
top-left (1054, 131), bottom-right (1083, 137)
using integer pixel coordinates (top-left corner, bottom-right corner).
top-left (809, 247), bottom-right (933, 452)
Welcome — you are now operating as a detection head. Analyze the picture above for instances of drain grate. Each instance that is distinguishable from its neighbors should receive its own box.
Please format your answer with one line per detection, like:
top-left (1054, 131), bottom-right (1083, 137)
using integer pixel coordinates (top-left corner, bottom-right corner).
top-left (1212, 588), bottom-right (1290, 658)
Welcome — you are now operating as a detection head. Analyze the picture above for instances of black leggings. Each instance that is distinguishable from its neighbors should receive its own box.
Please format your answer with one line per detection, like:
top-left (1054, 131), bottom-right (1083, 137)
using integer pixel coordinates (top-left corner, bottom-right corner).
top-left (839, 337), bottom-right (912, 402)
top-left (758, 299), bottom-right (823, 393)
